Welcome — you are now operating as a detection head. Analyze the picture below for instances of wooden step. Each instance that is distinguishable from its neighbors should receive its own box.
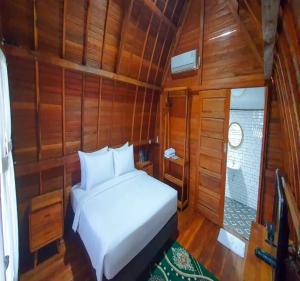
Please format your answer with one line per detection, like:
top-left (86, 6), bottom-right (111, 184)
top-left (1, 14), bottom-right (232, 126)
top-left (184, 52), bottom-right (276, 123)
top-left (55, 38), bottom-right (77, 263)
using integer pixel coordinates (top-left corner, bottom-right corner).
top-left (164, 173), bottom-right (184, 187)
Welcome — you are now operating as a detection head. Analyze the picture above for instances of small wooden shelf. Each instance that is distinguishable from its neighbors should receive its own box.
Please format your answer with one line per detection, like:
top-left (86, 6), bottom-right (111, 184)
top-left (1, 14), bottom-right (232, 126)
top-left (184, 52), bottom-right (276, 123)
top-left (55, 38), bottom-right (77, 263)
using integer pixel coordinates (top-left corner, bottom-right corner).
top-left (164, 156), bottom-right (185, 166)
top-left (162, 89), bottom-right (190, 211)
top-left (164, 173), bottom-right (184, 188)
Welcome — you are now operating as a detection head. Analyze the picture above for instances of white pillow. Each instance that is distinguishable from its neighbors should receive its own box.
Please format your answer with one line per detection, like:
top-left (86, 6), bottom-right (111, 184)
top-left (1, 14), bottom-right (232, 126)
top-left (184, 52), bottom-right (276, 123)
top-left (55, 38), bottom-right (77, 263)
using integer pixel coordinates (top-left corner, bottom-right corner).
top-left (84, 150), bottom-right (115, 190)
top-left (78, 146), bottom-right (108, 189)
top-left (113, 144), bottom-right (135, 176)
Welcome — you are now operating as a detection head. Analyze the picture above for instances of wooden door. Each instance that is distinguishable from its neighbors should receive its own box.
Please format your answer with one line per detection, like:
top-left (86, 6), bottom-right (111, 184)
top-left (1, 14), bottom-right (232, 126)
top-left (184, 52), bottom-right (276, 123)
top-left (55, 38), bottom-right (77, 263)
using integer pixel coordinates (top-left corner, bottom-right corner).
top-left (196, 89), bottom-right (230, 226)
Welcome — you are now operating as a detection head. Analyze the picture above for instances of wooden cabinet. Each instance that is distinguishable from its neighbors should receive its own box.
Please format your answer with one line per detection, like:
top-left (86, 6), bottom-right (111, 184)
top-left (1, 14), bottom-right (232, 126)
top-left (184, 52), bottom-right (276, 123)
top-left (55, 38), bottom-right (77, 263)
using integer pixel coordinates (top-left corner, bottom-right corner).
top-left (136, 161), bottom-right (153, 176)
top-left (29, 190), bottom-right (64, 267)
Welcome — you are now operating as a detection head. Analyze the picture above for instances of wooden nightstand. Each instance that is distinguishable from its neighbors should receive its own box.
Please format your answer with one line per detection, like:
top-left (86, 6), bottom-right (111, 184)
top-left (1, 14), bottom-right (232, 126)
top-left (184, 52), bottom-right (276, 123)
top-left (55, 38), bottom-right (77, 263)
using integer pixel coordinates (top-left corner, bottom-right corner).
top-left (29, 190), bottom-right (64, 267)
top-left (136, 161), bottom-right (153, 176)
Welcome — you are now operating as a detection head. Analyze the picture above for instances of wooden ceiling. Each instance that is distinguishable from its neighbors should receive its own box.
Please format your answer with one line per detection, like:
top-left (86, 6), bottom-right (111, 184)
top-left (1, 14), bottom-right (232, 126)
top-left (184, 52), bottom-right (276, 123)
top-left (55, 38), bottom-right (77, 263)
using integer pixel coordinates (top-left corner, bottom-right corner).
top-left (1, 0), bottom-right (187, 87)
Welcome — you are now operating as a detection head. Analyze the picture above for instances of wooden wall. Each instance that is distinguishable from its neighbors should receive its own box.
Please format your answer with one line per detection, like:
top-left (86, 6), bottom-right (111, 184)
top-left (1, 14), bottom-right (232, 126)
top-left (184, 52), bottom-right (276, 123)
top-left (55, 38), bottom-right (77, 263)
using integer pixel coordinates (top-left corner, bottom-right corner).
top-left (7, 54), bottom-right (160, 271)
top-left (160, 0), bottom-right (266, 213)
top-left (1, 0), bottom-right (186, 87)
top-left (260, 88), bottom-right (284, 224)
top-left (162, 0), bottom-right (299, 228)
top-left (269, 0), bottom-right (300, 220)
top-left (164, 0), bottom-right (264, 90)
top-left (0, 0), bottom-right (190, 271)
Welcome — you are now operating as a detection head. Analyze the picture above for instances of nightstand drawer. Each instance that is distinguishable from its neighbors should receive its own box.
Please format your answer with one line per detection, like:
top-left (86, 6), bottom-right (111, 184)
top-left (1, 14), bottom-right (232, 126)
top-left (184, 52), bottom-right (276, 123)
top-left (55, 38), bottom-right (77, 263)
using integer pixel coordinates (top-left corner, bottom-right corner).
top-left (30, 203), bottom-right (61, 226)
top-left (30, 203), bottom-right (63, 252)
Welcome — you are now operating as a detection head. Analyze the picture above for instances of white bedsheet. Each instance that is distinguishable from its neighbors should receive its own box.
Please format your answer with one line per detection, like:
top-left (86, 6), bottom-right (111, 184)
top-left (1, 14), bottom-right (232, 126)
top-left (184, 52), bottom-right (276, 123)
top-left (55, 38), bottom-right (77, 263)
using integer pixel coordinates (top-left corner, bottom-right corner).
top-left (71, 170), bottom-right (177, 281)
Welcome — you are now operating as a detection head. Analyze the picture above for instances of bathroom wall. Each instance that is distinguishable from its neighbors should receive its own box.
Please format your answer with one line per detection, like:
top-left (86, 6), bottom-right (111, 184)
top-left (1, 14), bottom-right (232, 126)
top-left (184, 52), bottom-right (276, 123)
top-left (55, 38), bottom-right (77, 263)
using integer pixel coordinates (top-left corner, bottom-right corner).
top-left (225, 110), bottom-right (264, 209)
top-left (225, 87), bottom-right (265, 210)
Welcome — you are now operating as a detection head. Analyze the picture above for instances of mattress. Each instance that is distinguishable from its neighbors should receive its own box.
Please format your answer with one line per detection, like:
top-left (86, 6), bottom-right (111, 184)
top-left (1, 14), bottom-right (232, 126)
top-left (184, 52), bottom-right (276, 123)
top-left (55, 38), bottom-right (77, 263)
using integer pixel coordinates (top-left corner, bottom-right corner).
top-left (71, 170), bottom-right (177, 281)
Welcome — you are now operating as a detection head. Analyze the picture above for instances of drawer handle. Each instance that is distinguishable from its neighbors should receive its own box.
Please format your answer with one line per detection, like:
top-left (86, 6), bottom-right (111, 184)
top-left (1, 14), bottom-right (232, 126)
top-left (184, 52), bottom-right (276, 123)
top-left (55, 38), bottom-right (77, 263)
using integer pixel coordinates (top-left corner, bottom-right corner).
top-left (44, 214), bottom-right (51, 219)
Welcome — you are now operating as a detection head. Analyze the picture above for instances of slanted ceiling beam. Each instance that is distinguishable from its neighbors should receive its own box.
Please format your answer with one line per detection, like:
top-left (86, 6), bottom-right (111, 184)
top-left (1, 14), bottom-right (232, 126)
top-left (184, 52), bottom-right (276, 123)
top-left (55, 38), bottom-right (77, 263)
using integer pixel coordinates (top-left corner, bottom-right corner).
top-left (242, 0), bottom-right (261, 30)
top-left (146, 0), bottom-right (170, 82)
top-left (143, 0), bottom-right (176, 32)
top-left (116, 0), bottom-right (134, 73)
top-left (227, 0), bottom-right (263, 66)
top-left (262, 0), bottom-right (280, 79)
top-left (3, 44), bottom-right (161, 90)
top-left (82, 0), bottom-right (91, 65)
top-left (61, 0), bottom-right (68, 58)
top-left (291, 0), bottom-right (300, 33)
top-left (162, 0), bottom-right (191, 85)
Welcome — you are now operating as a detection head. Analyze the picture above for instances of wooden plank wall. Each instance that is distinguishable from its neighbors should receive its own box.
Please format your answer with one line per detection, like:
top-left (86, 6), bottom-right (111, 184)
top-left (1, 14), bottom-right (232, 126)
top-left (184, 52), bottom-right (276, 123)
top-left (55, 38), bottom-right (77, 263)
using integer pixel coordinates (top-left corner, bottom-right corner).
top-left (161, 0), bottom-right (265, 212)
top-left (8, 55), bottom-right (160, 272)
top-left (260, 88), bottom-right (284, 224)
top-left (164, 0), bottom-right (265, 90)
top-left (0, 0), bottom-right (190, 271)
top-left (162, 0), bottom-right (299, 228)
top-left (270, 0), bottom-right (300, 220)
top-left (1, 0), bottom-right (185, 87)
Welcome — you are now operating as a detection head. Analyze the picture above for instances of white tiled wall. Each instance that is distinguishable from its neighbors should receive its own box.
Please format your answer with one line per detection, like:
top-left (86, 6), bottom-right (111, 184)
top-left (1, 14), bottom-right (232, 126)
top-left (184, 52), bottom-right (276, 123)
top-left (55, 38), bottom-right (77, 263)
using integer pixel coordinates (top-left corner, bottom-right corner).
top-left (225, 110), bottom-right (264, 210)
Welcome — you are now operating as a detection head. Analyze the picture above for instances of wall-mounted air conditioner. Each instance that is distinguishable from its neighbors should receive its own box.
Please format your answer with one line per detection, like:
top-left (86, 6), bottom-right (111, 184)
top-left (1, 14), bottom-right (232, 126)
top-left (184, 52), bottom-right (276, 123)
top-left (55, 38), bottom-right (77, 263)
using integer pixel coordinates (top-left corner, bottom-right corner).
top-left (171, 49), bottom-right (199, 74)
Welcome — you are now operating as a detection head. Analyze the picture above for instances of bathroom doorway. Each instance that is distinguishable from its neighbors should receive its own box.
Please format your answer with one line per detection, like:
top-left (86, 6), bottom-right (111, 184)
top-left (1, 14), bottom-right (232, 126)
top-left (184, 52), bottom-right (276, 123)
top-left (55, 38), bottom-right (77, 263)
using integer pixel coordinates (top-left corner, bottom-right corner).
top-left (223, 87), bottom-right (266, 240)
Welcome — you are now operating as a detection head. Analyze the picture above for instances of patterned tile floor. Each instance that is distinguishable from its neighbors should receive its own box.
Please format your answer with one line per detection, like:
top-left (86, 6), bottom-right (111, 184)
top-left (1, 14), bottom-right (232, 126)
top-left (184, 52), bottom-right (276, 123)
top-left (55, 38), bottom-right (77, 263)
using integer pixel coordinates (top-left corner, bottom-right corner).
top-left (224, 197), bottom-right (257, 240)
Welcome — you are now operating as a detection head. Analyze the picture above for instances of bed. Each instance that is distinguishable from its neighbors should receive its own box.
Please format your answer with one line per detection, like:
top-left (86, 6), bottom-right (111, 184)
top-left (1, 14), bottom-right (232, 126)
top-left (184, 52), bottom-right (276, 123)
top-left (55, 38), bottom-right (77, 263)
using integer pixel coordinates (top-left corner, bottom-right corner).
top-left (71, 169), bottom-right (178, 281)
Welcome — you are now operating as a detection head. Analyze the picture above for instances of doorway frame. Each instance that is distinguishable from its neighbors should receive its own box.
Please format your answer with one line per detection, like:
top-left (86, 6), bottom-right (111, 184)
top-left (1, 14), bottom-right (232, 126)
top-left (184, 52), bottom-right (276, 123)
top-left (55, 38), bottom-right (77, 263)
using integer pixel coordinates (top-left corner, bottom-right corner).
top-left (257, 86), bottom-right (270, 223)
top-left (222, 86), bottom-right (269, 229)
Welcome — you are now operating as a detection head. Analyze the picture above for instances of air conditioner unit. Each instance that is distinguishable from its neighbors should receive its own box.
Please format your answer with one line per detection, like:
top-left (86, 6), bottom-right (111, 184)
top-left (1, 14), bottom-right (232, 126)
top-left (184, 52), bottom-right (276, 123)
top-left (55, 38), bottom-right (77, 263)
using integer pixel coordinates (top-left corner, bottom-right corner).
top-left (171, 49), bottom-right (199, 74)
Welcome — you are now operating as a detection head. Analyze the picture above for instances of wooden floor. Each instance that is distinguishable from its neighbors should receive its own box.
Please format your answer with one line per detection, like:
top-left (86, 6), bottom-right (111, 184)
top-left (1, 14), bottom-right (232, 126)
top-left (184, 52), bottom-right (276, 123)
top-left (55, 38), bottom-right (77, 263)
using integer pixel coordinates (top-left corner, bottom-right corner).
top-left (21, 207), bottom-right (244, 281)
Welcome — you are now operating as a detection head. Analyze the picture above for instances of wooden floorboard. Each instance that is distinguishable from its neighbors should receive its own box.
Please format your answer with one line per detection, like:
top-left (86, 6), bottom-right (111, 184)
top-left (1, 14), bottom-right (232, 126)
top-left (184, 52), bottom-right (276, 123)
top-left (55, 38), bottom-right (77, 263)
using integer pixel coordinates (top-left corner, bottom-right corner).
top-left (21, 207), bottom-right (244, 281)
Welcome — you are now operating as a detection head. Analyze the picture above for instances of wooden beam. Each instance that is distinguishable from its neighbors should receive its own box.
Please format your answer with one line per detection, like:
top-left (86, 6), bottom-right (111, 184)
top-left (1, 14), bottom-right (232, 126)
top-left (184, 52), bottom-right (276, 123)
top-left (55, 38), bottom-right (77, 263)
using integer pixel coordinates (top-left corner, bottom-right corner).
top-left (3, 44), bottom-right (161, 90)
top-left (162, 0), bottom-right (191, 85)
top-left (139, 88), bottom-right (147, 144)
top-left (198, 0), bottom-right (205, 84)
top-left (147, 89), bottom-right (155, 140)
top-left (34, 60), bottom-right (41, 161)
top-left (97, 77), bottom-right (102, 146)
top-left (137, 12), bottom-right (154, 80)
top-left (143, 0), bottom-right (176, 32)
top-left (227, 0), bottom-right (263, 67)
top-left (242, 0), bottom-right (261, 30)
top-left (261, 0), bottom-right (280, 79)
top-left (61, 0), bottom-right (68, 58)
top-left (146, 0), bottom-right (170, 82)
top-left (62, 69), bottom-right (66, 155)
top-left (131, 86), bottom-right (138, 142)
top-left (153, 0), bottom-right (177, 84)
top-left (115, 0), bottom-right (134, 73)
top-left (82, 0), bottom-right (91, 65)
top-left (33, 0), bottom-right (38, 50)
top-left (291, 0), bottom-right (300, 34)
top-left (81, 73), bottom-right (85, 150)
top-left (100, 0), bottom-right (109, 68)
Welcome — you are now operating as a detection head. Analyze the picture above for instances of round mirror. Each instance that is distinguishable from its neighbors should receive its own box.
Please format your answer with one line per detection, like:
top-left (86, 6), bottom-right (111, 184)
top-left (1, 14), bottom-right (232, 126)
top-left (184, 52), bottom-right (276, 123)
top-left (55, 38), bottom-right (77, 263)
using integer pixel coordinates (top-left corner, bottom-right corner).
top-left (228, 122), bottom-right (243, 148)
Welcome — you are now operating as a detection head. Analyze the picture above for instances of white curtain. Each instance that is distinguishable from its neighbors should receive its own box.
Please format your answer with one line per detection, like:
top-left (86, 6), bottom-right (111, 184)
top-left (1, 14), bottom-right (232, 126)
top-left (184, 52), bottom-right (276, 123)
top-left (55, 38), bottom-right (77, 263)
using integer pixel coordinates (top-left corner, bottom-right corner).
top-left (0, 49), bottom-right (19, 281)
